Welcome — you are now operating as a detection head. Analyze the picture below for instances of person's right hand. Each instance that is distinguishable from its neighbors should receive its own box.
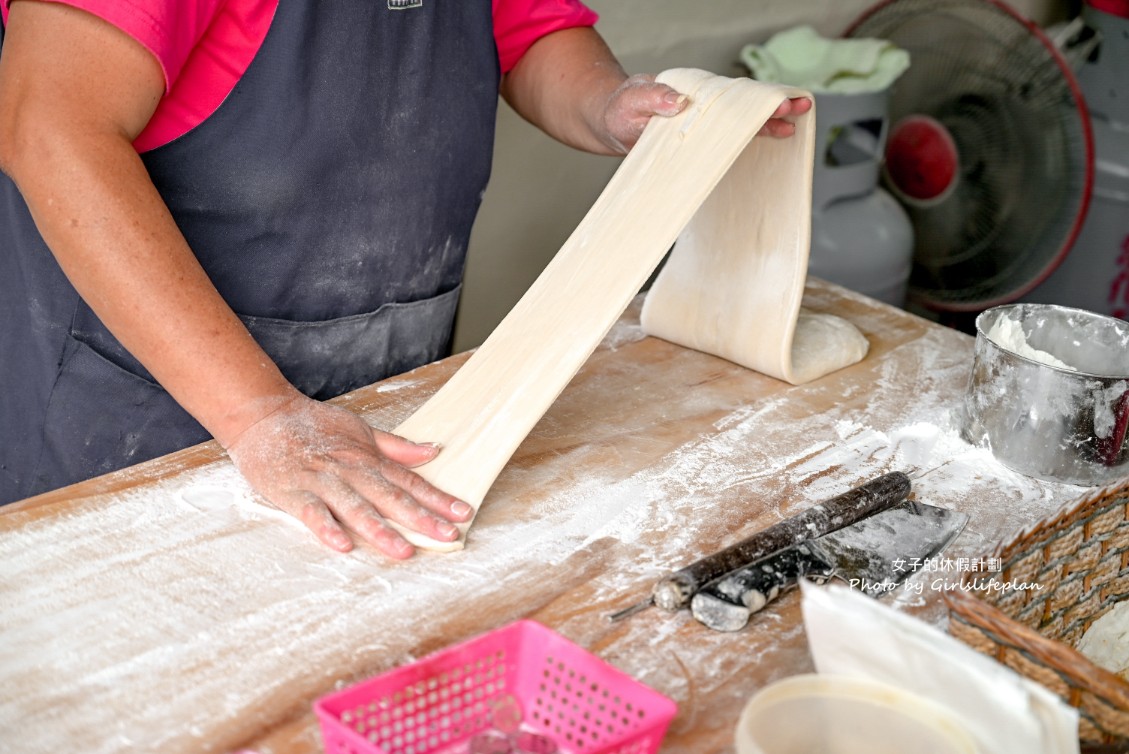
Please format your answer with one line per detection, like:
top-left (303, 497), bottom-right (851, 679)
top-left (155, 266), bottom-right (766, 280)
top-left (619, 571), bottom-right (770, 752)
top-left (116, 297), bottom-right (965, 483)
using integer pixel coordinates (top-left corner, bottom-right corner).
top-left (224, 394), bottom-right (471, 558)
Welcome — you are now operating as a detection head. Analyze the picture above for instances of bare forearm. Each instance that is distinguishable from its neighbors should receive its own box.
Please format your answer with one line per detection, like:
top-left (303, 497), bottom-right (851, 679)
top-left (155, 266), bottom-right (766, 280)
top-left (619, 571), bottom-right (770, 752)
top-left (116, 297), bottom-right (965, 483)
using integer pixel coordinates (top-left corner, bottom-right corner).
top-left (0, 0), bottom-right (473, 556)
top-left (501, 27), bottom-right (633, 155)
top-left (0, 1), bottom-right (295, 447)
top-left (8, 130), bottom-right (297, 447)
top-left (500, 25), bottom-right (813, 154)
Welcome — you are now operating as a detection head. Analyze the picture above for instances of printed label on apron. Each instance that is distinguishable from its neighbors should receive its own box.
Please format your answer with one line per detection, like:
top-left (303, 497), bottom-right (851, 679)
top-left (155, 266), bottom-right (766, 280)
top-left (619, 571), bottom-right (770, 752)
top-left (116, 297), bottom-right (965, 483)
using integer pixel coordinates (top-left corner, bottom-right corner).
top-left (388, 0), bottom-right (423, 9)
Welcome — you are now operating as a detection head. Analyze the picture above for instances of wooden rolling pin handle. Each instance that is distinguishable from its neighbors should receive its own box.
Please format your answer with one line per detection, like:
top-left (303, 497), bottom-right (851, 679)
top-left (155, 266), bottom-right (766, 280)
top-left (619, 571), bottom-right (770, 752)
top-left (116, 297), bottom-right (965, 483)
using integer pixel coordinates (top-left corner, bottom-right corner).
top-left (651, 471), bottom-right (912, 612)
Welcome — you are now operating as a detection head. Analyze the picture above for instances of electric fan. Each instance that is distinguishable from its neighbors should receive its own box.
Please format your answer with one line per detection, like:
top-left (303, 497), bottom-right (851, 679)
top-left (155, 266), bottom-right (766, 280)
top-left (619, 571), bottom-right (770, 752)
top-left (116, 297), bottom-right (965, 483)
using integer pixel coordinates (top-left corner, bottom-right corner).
top-left (846, 0), bottom-right (1094, 312)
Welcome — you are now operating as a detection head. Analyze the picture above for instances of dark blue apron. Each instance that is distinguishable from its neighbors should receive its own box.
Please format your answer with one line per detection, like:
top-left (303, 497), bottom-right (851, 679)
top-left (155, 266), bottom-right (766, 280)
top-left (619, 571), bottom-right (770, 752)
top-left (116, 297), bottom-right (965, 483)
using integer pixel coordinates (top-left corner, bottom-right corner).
top-left (0, 0), bottom-right (499, 503)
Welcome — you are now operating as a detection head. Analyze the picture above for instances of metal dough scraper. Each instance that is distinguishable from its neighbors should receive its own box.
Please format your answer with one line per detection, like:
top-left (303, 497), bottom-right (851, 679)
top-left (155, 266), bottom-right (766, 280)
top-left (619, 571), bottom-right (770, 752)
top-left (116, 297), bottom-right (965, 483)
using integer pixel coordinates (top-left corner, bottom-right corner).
top-left (691, 498), bottom-right (968, 631)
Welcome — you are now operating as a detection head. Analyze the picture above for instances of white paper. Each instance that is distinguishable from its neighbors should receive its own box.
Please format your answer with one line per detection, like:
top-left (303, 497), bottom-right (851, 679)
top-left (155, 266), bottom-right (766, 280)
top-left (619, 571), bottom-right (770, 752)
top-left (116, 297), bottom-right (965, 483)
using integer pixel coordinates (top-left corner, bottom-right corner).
top-left (800, 582), bottom-right (1079, 754)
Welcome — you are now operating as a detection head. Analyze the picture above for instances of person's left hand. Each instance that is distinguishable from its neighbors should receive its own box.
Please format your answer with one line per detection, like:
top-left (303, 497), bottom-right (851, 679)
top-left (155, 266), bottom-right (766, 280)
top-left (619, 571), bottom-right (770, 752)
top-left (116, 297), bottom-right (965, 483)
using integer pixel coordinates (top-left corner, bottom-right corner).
top-left (598, 74), bottom-right (813, 154)
top-left (597, 74), bottom-right (688, 154)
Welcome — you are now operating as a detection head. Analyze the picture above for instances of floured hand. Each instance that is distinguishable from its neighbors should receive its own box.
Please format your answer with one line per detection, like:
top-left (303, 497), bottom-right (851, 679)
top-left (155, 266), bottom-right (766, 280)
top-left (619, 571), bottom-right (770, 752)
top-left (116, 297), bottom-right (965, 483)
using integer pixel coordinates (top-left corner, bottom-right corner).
top-left (598, 73), bottom-right (689, 154)
top-left (224, 395), bottom-right (471, 558)
top-left (599, 74), bottom-right (812, 153)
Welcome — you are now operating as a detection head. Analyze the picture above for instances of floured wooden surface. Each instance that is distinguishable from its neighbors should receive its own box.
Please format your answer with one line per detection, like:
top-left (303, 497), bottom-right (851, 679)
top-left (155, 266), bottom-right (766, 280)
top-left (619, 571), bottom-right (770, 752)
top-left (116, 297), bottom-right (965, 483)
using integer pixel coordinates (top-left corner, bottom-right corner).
top-left (0, 281), bottom-right (1085, 754)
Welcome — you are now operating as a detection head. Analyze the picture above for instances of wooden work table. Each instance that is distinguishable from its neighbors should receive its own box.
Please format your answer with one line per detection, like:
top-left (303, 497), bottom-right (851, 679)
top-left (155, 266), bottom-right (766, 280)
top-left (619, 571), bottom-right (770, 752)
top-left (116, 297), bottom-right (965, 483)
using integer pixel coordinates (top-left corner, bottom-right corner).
top-left (0, 280), bottom-right (1086, 754)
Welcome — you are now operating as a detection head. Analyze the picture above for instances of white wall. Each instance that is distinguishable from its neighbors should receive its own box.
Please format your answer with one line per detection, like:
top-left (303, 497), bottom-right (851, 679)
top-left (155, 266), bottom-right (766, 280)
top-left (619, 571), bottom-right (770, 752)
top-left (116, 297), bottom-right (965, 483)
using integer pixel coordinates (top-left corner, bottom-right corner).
top-left (453, 0), bottom-right (1068, 350)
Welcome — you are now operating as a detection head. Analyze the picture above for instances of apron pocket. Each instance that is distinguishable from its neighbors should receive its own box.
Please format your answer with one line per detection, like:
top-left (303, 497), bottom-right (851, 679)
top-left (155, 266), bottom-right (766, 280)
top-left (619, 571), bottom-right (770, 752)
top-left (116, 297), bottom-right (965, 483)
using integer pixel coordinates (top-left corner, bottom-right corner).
top-left (67, 285), bottom-right (463, 405)
top-left (33, 335), bottom-right (209, 495)
top-left (238, 285), bottom-right (461, 400)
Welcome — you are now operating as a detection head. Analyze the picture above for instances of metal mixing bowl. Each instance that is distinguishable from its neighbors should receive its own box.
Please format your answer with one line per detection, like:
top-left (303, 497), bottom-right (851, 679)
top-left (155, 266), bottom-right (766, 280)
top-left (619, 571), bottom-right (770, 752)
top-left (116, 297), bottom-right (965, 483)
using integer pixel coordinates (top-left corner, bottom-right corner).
top-left (962, 303), bottom-right (1129, 486)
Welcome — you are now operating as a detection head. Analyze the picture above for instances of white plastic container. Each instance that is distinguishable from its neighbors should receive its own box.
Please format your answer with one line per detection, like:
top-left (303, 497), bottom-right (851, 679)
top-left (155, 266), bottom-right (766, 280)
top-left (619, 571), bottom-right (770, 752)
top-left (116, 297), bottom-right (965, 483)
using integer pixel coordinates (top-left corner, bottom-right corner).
top-left (808, 90), bottom-right (915, 308)
top-left (734, 674), bottom-right (977, 754)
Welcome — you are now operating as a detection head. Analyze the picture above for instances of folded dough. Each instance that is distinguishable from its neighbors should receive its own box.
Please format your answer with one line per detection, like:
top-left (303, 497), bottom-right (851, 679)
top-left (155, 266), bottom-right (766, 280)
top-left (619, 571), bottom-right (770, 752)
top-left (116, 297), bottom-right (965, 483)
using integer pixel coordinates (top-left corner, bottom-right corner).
top-left (392, 69), bottom-right (868, 551)
top-left (640, 71), bottom-right (869, 384)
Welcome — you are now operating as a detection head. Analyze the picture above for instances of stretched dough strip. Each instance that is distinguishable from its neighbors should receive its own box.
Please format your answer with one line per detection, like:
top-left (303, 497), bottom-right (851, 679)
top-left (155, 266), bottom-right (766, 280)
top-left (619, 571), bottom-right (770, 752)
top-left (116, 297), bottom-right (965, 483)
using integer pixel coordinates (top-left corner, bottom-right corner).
top-left (392, 69), bottom-right (866, 551)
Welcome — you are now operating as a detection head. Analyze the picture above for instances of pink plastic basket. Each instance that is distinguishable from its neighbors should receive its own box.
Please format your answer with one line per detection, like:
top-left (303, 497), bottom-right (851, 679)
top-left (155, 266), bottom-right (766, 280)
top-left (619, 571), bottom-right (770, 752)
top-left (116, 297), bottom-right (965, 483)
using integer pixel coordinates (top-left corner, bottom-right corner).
top-left (314, 620), bottom-right (678, 754)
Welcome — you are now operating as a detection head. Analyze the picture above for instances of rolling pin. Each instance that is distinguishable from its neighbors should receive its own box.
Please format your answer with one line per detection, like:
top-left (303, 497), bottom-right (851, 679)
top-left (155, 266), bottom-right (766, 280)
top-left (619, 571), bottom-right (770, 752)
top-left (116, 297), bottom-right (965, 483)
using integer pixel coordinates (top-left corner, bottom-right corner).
top-left (609, 471), bottom-right (912, 620)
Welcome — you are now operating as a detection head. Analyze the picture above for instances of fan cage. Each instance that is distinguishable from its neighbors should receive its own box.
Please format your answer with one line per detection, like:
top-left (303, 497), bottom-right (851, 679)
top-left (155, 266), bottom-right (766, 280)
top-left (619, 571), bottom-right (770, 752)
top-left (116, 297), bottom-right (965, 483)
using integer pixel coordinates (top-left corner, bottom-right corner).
top-left (847, 0), bottom-right (1094, 311)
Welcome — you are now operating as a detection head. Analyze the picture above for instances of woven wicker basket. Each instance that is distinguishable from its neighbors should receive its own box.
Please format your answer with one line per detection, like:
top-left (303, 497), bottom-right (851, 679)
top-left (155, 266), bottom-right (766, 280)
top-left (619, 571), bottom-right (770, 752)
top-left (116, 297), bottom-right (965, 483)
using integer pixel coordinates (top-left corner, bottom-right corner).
top-left (945, 477), bottom-right (1129, 743)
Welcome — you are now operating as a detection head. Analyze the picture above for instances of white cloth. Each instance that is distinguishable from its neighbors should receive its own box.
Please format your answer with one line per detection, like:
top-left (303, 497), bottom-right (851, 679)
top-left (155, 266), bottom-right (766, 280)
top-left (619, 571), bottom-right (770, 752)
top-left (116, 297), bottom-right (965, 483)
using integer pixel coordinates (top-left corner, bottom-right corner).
top-left (741, 25), bottom-right (910, 94)
top-left (801, 582), bottom-right (1079, 754)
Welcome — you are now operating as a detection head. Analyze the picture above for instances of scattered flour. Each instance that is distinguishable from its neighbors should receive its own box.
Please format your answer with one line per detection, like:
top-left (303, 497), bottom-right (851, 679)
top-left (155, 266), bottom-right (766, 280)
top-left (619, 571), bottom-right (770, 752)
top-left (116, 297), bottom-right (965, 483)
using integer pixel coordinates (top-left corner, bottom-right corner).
top-left (986, 316), bottom-right (1076, 371)
top-left (1077, 601), bottom-right (1129, 680)
top-left (372, 377), bottom-right (426, 394)
top-left (600, 315), bottom-right (647, 351)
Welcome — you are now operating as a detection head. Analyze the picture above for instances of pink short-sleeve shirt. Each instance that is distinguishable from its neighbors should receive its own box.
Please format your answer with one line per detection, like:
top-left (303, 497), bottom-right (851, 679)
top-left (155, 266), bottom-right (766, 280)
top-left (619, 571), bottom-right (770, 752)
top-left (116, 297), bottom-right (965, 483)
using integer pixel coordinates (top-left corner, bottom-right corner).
top-left (2, 0), bottom-right (597, 151)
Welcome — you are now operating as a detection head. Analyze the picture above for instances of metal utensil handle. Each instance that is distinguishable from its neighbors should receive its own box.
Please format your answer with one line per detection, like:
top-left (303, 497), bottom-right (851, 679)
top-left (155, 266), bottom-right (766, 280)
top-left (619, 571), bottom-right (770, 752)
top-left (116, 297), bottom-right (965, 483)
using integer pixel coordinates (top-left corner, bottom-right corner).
top-left (651, 471), bottom-right (911, 611)
top-left (690, 544), bottom-right (834, 632)
top-left (718, 543), bottom-right (832, 608)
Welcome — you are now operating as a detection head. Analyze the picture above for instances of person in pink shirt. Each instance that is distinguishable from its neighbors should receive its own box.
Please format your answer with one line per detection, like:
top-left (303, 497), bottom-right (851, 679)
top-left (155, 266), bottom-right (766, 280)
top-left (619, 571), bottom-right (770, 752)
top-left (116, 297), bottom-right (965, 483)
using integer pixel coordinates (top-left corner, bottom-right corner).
top-left (0, 0), bottom-right (809, 556)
